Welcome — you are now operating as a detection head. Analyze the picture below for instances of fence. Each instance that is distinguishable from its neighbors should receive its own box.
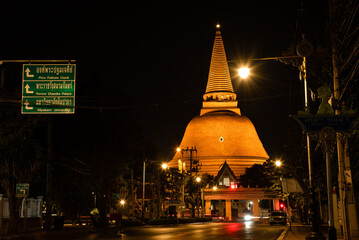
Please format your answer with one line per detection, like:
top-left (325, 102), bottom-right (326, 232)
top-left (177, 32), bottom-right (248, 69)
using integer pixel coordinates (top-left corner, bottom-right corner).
top-left (1, 195), bottom-right (43, 218)
top-left (0, 194), bottom-right (43, 234)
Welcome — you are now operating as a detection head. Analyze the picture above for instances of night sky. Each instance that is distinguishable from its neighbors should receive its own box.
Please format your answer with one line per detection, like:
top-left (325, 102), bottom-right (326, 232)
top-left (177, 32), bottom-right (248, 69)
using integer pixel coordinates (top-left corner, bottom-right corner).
top-left (1, 1), bottom-right (328, 160)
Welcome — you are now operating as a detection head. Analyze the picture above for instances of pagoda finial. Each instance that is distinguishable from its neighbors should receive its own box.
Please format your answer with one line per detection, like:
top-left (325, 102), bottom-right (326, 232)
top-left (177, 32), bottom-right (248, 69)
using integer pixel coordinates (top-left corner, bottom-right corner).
top-left (203, 24), bottom-right (236, 100)
top-left (200, 26), bottom-right (240, 116)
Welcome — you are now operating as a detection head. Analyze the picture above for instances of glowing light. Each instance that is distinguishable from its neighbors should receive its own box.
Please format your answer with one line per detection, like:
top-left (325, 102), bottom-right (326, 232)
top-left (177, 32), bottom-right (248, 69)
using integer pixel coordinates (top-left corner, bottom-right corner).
top-left (216, 24), bottom-right (220, 29)
top-left (213, 186), bottom-right (217, 191)
top-left (161, 163), bottom-right (168, 169)
top-left (245, 221), bottom-right (253, 228)
top-left (120, 200), bottom-right (125, 205)
top-left (275, 160), bottom-right (282, 167)
top-left (231, 184), bottom-right (236, 189)
top-left (196, 176), bottom-right (201, 182)
top-left (238, 67), bottom-right (250, 79)
top-left (176, 147), bottom-right (181, 152)
top-left (244, 215), bottom-right (253, 221)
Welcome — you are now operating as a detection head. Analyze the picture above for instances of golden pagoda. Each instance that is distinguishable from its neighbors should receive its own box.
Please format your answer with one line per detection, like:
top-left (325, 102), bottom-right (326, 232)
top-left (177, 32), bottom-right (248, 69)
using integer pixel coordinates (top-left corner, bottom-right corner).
top-left (168, 25), bottom-right (269, 177)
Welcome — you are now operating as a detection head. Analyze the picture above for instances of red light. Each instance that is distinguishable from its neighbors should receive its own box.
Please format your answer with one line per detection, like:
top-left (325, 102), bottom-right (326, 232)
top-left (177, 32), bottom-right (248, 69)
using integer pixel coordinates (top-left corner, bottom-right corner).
top-left (231, 185), bottom-right (235, 189)
top-left (280, 203), bottom-right (284, 208)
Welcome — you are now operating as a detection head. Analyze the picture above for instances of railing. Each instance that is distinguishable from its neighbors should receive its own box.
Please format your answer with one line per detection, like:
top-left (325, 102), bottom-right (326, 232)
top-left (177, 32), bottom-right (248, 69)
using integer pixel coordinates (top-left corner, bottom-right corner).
top-left (0, 195), bottom-right (43, 218)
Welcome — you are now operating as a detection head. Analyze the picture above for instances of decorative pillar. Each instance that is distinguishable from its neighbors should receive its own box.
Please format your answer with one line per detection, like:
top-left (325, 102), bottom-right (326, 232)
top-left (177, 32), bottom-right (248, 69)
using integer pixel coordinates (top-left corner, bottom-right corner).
top-left (252, 199), bottom-right (259, 221)
top-left (274, 199), bottom-right (280, 211)
top-left (225, 200), bottom-right (231, 221)
top-left (205, 200), bottom-right (211, 216)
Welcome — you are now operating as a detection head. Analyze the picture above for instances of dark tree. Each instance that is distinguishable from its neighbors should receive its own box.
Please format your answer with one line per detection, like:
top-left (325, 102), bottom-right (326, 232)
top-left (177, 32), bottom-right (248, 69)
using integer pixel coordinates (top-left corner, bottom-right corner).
top-left (0, 100), bottom-right (45, 234)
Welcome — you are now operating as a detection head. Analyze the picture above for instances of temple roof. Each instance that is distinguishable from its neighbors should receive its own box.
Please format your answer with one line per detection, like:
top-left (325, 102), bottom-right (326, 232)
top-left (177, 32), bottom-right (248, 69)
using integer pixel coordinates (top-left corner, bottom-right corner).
top-left (169, 111), bottom-right (269, 176)
top-left (214, 161), bottom-right (237, 183)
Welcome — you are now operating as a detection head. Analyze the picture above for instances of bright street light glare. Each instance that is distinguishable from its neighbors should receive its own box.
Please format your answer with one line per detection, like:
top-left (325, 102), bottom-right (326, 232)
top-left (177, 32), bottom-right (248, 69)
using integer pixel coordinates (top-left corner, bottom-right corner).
top-left (213, 186), bottom-right (217, 191)
top-left (161, 163), bottom-right (168, 169)
top-left (196, 176), bottom-right (201, 182)
top-left (120, 200), bottom-right (125, 205)
top-left (176, 147), bottom-right (181, 152)
top-left (275, 160), bottom-right (282, 167)
top-left (238, 67), bottom-right (250, 79)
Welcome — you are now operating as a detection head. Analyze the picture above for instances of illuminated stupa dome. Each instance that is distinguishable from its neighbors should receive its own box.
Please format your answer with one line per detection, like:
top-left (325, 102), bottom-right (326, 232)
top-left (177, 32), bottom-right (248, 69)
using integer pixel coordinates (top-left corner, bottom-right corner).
top-left (168, 25), bottom-right (268, 177)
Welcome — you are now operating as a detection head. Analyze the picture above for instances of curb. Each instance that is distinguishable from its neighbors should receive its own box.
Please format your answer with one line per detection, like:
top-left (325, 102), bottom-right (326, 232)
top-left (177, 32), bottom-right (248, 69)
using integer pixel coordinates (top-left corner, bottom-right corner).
top-left (276, 226), bottom-right (289, 240)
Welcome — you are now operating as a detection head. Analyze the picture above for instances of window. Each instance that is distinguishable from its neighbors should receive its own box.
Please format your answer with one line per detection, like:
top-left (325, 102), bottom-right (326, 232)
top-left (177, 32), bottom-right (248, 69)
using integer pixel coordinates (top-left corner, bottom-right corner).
top-left (223, 178), bottom-right (230, 186)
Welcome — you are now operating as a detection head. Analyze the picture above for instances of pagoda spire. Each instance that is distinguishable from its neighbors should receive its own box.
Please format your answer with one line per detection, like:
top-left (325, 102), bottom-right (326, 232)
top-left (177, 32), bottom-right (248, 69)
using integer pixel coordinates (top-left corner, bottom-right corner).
top-left (201, 25), bottom-right (240, 116)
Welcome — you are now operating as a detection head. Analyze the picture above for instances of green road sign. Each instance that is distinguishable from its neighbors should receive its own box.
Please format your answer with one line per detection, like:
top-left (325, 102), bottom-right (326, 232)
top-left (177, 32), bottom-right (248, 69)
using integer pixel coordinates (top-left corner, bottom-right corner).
top-left (22, 64), bottom-right (75, 114)
top-left (23, 81), bottom-right (75, 97)
top-left (16, 183), bottom-right (29, 198)
top-left (23, 64), bottom-right (75, 80)
top-left (22, 97), bottom-right (74, 114)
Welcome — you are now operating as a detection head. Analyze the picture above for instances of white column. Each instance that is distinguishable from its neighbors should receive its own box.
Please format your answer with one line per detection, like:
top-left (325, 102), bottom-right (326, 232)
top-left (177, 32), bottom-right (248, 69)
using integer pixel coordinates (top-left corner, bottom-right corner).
top-left (225, 200), bottom-right (231, 221)
top-left (252, 199), bottom-right (259, 221)
top-left (205, 200), bottom-right (211, 216)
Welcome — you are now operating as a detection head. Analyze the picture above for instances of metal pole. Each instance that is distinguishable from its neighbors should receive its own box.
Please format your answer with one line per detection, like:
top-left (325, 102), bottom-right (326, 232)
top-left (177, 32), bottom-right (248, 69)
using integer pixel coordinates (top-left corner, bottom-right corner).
top-left (44, 116), bottom-right (53, 229)
top-left (142, 160), bottom-right (146, 223)
top-left (303, 56), bottom-right (325, 240)
top-left (201, 188), bottom-right (204, 218)
top-left (303, 57), bottom-right (313, 186)
top-left (131, 168), bottom-right (134, 220)
top-left (326, 144), bottom-right (337, 240)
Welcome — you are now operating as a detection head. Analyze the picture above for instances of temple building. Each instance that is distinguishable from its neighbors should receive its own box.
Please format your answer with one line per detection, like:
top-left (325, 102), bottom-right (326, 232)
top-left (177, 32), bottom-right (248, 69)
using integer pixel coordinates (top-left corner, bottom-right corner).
top-left (168, 26), bottom-right (268, 177)
top-left (167, 25), bottom-right (280, 220)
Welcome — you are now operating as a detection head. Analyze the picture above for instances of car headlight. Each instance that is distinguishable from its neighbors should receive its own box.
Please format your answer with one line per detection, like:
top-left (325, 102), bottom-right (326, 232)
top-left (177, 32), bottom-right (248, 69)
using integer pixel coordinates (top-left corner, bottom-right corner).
top-left (244, 215), bottom-right (252, 221)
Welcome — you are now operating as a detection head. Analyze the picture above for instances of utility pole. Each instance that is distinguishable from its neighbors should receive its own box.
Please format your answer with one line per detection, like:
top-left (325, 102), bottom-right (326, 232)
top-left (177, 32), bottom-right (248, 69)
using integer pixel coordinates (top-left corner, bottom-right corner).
top-left (130, 168), bottom-right (134, 220)
top-left (142, 160), bottom-right (146, 223)
top-left (296, 36), bottom-right (325, 240)
top-left (44, 116), bottom-right (53, 229)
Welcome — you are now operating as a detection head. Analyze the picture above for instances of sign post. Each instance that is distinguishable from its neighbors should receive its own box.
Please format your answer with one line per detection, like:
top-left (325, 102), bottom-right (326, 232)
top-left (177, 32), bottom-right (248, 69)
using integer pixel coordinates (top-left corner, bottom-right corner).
top-left (16, 183), bottom-right (29, 198)
top-left (21, 64), bottom-right (75, 114)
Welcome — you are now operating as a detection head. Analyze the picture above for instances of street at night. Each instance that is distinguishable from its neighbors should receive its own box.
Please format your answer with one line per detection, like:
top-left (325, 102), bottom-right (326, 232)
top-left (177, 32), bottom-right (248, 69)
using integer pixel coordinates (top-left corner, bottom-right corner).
top-left (119, 222), bottom-right (285, 240)
top-left (1, 1), bottom-right (359, 240)
top-left (14, 222), bottom-right (286, 240)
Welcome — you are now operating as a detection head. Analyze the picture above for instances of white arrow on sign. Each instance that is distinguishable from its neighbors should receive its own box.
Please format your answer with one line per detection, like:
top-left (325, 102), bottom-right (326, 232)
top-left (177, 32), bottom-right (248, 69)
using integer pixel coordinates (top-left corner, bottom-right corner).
top-left (25, 84), bottom-right (34, 94)
top-left (24, 100), bottom-right (33, 110)
top-left (25, 68), bottom-right (34, 78)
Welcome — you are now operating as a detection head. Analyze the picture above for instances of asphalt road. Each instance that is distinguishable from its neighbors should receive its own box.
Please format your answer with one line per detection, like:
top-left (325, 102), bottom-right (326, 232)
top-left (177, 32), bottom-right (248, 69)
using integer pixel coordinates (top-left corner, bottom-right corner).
top-left (119, 222), bottom-right (285, 240)
top-left (9, 222), bottom-right (285, 240)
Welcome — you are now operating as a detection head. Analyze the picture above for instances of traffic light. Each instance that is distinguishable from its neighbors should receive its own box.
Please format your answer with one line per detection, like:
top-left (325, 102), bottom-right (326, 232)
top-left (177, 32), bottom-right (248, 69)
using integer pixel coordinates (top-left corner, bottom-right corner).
top-left (279, 200), bottom-right (286, 210)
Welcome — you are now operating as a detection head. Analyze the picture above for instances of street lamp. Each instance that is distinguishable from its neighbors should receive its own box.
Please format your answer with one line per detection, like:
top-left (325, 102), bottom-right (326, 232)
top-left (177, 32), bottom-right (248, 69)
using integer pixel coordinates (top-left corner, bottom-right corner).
top-left (161, 163), bottom-right (168, 170)
top-left (142, 160), bottom-right (170, 223)
top-left (238, 67), bottom-right (250, 79)
top-left (275, 160), bottom-right (282, 167)
top-left (195, 176), bottom-right (203, 218)
top-left (120, 199), bottom-right (125, 206)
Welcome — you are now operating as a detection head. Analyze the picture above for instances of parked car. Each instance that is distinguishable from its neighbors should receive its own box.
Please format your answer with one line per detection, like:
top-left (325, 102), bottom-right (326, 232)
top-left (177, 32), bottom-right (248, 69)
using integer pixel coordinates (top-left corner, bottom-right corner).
top-left (269, 211), bottom-right (287, 225)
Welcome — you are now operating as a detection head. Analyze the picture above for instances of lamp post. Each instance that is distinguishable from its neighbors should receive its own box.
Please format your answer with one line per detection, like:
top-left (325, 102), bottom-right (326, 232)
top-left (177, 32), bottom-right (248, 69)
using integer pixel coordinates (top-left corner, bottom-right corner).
top-left (195, 176), bottom-right (202, 218)
top-left (275, 159), bottom-right (282, 167)
top-left (238, 67), bottom-right (250, 79)
top-left (142, 160), bottom-right (169, 223)
top-left (235, 55), bottom-right (325, 239)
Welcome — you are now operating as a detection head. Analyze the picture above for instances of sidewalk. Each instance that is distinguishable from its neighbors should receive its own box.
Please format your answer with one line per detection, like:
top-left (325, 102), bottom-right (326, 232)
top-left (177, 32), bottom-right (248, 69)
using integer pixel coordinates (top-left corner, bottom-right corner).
top-left (278, 224), bottom-right (317, 240)
top-left (278, 223), bottom-right (359, 240)
top-left (0, 225), bottom-right (101, 240)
